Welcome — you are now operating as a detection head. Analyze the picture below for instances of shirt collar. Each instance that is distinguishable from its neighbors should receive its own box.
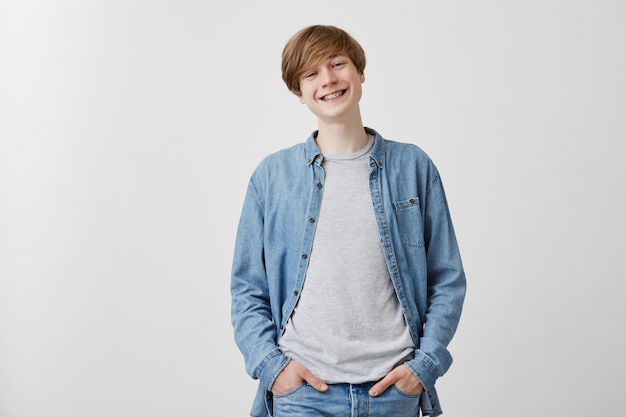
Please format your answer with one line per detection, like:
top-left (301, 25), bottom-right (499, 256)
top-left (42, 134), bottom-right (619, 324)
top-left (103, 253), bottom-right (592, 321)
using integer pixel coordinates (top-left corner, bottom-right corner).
top-left (367, 127), bottom-right (385, 168)
top-left (304, 127), bottom-right (385, 167)
top-left (304, 131), bottom-right (323, 166)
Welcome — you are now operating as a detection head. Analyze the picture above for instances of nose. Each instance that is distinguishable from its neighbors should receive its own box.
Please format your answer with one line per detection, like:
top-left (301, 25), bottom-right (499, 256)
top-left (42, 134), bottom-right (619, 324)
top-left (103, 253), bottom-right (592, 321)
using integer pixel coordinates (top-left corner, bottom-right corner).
top-left (320, 68), bottom-right (337, 87)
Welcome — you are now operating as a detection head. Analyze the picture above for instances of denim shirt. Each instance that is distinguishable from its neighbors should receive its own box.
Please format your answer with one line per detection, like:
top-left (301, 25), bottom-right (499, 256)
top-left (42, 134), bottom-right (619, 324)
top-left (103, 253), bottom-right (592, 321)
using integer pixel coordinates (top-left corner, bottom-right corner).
top-left (231, 127), bottom-right (466, 417)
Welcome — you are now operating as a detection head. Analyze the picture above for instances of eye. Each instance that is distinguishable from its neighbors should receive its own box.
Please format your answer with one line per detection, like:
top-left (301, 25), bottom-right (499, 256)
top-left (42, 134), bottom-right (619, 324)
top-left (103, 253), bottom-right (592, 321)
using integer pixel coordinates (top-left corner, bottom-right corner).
top-left (332, 62), bottom-right (345, 68)
top-left (303, 71), bottom-right (316, 79)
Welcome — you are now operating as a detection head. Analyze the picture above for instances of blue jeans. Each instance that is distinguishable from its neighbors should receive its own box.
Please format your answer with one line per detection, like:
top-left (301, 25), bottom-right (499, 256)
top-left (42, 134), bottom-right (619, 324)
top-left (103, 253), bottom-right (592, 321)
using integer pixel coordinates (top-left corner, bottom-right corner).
top-left (271, 381), bottom-right (421, 417)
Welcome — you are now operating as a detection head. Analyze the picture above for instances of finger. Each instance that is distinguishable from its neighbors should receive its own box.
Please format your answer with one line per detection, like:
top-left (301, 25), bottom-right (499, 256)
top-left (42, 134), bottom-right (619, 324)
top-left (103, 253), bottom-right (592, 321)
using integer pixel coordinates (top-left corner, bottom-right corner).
top-left (369, 373), bottom-right (397, 397)
top-left (300, 368), bottom-right (328, 392)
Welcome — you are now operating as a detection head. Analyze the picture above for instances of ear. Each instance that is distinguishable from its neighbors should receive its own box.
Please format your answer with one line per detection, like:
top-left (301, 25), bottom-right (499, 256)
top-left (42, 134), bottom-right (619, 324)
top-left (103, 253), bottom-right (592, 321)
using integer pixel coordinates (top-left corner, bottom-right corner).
top-left (360, 72), bottom-right (365, 83)
top-left (298, 94), bottom-right (306, 104)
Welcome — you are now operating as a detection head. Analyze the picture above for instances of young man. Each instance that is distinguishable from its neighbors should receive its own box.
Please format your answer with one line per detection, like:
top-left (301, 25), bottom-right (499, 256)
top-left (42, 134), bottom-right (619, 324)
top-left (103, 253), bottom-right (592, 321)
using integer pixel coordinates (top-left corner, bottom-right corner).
top-left (231, 25), bottom-right (466, 417)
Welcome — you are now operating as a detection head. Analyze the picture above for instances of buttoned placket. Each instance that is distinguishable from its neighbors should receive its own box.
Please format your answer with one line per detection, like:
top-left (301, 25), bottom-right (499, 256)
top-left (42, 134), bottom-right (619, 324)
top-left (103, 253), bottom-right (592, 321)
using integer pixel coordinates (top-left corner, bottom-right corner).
top-left (278, 155), bottom-right (325, 336)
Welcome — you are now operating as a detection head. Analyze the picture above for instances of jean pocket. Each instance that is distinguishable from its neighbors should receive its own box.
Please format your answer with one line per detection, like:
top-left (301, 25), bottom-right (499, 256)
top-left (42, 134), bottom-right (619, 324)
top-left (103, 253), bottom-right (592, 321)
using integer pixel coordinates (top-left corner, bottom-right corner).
top-left (272, 383), bottom-right (319, 417)
top-left (391, 384), bottom-right (422, 398)
top-left (273, 382), bottom-right (306, 399)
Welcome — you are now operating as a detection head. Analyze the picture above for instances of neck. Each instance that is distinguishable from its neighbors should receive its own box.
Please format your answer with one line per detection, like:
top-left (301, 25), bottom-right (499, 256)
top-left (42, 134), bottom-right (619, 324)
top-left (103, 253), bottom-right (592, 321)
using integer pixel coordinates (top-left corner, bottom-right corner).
top-left (315, 113), bottom-right (368, 155)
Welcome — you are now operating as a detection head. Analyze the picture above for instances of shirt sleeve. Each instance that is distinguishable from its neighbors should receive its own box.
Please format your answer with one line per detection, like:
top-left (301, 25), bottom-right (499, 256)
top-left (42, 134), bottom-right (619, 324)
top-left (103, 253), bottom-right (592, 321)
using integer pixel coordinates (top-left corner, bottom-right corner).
top-left (230, 178), bottom-right (291, 391)
top-left (405, 171), bottom-right (466, 399)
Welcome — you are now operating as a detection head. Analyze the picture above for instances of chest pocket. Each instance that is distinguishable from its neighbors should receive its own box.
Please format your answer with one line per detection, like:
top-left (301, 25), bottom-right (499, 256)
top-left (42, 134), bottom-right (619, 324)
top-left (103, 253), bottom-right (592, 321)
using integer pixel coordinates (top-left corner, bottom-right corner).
top-left (393, 197), bottom-right (425, 248)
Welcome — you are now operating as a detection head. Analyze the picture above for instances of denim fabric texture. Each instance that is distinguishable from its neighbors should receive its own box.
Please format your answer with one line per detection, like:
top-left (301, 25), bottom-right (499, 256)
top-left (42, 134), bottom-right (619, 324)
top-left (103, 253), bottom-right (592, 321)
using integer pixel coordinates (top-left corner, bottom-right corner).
top-left (273, 381), bottom-right (420, 417)
top-left (231, 127), bottom-right (466, 417)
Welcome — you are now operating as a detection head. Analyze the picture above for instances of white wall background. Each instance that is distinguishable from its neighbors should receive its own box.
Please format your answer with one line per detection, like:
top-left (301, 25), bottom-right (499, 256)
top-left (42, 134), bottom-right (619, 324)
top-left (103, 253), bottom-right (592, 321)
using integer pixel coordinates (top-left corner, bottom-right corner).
top-left (1, 1), bottom-right (625, 416)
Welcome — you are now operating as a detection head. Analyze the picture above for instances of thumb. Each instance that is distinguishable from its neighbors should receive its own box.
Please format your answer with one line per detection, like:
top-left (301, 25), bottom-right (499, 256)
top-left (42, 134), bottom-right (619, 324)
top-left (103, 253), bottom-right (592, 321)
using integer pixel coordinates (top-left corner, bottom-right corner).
top-left (300, 368), bottom-right (328, 392)
top-left (369, 373), bottom-right (396, 397)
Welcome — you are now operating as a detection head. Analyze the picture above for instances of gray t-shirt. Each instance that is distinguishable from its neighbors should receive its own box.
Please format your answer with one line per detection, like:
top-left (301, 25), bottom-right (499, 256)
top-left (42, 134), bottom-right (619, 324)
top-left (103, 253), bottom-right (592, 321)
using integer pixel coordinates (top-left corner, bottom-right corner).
top-left (279, 135), bottom-right (415, 383)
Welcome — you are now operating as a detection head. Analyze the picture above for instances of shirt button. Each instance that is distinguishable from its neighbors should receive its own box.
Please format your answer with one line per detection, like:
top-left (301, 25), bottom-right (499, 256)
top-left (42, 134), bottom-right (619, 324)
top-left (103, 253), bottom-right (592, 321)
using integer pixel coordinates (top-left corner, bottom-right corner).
top-left (293, 290), bottom-right (299, 296)
top-left (410, 198), bottom-right (415, 204)
top-left (317, 183), bottom-right (322, 189)
top-left (309, 217), bottom-right (315, 223)
top-left (280, 324), bottom-right (284, 330)
top-left (301, 254), bottom-right (307, 259)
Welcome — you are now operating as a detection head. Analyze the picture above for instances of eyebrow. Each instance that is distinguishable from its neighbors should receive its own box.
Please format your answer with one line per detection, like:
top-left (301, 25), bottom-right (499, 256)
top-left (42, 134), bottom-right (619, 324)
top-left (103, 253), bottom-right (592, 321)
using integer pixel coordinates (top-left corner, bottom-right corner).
top-left (299, 54), bottom-right (347, 77)
top-left (327, 53), bottom-right (349, 60)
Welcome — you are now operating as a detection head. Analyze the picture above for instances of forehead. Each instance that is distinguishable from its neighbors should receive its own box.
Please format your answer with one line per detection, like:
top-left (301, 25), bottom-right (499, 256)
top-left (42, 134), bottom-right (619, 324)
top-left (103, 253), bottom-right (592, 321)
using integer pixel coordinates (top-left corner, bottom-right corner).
top-left (302, 53), bottom-right (350, 69)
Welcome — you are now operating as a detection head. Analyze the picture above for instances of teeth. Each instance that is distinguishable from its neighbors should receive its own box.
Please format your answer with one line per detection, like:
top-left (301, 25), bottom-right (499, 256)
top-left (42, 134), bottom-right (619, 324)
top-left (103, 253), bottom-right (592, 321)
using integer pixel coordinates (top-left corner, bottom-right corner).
top-left (323, 91), bottom-right (344, 100)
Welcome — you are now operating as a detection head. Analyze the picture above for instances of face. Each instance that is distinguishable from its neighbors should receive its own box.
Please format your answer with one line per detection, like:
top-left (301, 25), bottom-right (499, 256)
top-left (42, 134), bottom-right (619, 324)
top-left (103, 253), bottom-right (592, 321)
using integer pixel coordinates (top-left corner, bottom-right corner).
top-left (297, 54), bottom-right (365, 123)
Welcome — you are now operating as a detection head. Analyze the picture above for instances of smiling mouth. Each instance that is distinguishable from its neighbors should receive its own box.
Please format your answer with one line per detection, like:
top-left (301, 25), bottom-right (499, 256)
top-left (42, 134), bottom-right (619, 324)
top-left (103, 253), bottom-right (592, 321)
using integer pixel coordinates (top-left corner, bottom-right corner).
top-left (321, 90), bottom-right (346, 101)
